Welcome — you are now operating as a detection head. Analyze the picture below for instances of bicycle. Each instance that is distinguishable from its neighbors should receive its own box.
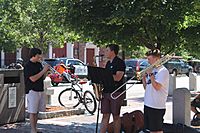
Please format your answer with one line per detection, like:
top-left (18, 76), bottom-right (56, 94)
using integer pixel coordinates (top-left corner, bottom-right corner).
top-left (58, 74), bottom-right (97, 115)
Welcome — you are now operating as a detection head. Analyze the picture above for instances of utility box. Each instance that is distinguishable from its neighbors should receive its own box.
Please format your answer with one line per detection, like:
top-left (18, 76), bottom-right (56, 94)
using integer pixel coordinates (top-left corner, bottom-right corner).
top-left (0, 69), bottom-right (25, 125)
top-left (189, 72), bottom-right (200, 91)
top-left (168, 74), bottom-right (176, 96)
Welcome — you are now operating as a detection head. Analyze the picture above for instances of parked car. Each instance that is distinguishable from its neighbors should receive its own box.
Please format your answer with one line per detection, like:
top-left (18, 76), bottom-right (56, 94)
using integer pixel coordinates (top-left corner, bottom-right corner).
top-left (188, 59), bottom-right (200, 73)
top-left (125, 59), bottom-right (149, 80)
top-left (44, 58), bottom-right (88, 78)
top-left (44, 58), bottom-right (60, 67)
top-left (163, 58), bottom-right (193, 76)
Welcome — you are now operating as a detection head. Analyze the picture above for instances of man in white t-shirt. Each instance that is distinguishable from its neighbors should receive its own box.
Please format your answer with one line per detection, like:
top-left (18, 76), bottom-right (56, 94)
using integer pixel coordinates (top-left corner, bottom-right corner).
top-left (142, 49), bottom-right (169, 133)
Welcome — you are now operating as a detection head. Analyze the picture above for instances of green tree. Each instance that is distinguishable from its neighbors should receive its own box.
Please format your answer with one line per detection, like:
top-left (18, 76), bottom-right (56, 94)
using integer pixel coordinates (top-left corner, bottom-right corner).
top-left (16, 0), bottom-right (67, 51)
top-left (63, 0), bottom-right (196, 54)
top-left (0, 0), bottom-right (21, 51)
top-left (181, 0), bottom-right (200, 58)
top-left (0, 0), bottom-right (75, 52)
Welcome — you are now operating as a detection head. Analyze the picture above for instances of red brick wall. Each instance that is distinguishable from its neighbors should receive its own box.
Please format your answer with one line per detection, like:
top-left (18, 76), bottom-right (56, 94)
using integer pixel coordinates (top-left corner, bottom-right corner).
top-left (52, 44), bottom-right (67, 58)
top-left (5, 52), bottom-right (16, 66)
top-left (17, 43), bottom-right (108, 68)
top-left (73, 42), bottom-right (85, 62)
top-left (86, 48), bottom-right (95, 66)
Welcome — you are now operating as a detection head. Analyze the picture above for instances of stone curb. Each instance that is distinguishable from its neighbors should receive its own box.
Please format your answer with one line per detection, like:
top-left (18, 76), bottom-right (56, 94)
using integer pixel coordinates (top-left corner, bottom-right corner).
top-left (26, 108), bottom-right (85, 119)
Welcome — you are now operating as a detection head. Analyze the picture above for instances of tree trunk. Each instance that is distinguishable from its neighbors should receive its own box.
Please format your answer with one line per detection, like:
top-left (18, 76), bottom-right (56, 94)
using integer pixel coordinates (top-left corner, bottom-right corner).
top-left (155, 36), bottom-right (163, 50)
top-left (145, 43), bottom-right (155, 50)
top-left (156, 42), bottom-right (161, 50)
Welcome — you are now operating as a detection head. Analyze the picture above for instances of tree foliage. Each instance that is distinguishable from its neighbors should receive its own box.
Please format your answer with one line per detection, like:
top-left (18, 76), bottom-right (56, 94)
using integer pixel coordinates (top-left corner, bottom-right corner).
top-left (0, 0), bottom-right (21, 51)
top-left (0, 0), bottom-right (199, 58)
top-left (181, 0), bottom-right (200, 58)
top-left (0, 0), bottom-right (74, 52)
top-left (63, 0), bottom-right (198, 55)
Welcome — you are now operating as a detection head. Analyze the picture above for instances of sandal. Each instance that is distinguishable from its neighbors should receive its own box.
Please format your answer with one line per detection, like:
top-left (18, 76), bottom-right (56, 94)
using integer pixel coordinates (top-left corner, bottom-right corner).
top-left (191, 112), bottom-right (200, 126)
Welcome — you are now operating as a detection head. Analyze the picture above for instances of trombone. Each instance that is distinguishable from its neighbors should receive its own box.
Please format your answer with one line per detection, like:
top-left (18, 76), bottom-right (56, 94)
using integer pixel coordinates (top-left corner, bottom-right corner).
top-left (110, 75), bottom-right (139, 100)
top-left (110, 54), bottom-right (174, 100)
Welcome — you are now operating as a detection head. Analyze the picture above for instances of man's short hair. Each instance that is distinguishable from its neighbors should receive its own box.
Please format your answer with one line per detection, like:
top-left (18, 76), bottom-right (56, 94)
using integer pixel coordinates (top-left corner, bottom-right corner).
top-left (145, 49), bottom-right (161, 57)
top-left (29, 48), bottom-right (42, 58)
top-left (106, 44), bottom-right (119, 55)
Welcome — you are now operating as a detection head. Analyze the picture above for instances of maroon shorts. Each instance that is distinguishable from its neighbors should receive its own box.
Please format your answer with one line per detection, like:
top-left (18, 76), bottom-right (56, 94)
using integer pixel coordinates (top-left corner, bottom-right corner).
top-left (101, 92), bottom-right (125, 115)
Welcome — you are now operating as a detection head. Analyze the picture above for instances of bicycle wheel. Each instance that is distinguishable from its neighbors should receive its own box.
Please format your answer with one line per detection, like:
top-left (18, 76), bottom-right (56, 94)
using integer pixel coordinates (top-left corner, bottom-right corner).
top-left (58, 88), bottom-right (81, 109)
top-left (83, 90), bottom-right (97, 115)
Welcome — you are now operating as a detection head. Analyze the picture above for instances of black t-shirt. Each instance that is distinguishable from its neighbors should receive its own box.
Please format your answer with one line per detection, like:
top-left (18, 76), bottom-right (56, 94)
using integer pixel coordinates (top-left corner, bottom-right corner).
top-left (104, 56), bottom-right (126, 93)
top-left (24, 60), bottom-right (44, 94)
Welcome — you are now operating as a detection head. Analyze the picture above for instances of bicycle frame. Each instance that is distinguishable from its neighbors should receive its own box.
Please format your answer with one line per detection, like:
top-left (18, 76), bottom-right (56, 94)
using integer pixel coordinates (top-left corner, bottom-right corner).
top-left (58, 72), bottom-right (97, 114)
top-left (68, 78), bottom-right (91, 103)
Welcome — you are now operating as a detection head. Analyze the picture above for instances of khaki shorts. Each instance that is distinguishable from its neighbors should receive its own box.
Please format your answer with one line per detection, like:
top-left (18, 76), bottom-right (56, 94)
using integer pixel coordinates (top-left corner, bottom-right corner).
top-left (26, 90), bottom-right (46, 114)
top-left (101, 92), bottom-right (124, 115)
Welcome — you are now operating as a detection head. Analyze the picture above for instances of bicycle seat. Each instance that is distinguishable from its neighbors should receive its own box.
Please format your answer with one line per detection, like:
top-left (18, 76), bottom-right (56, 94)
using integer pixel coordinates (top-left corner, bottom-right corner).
top-left (79, 80), bottom-right (87, 85)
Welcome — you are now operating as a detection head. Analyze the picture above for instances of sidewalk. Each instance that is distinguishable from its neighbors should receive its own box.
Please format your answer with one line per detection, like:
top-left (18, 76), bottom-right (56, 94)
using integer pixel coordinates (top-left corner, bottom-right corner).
top-left (1, 76), bottom-right (200, 132)
top-left (0, 103), bottom-right (143, 133)
top-left (1, 96), bottom-right (200, 133)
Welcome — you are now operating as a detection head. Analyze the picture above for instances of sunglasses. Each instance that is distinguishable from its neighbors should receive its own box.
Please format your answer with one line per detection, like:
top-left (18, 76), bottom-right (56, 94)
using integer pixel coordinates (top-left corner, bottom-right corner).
top-left (146, 49), bottom-right (161, 56)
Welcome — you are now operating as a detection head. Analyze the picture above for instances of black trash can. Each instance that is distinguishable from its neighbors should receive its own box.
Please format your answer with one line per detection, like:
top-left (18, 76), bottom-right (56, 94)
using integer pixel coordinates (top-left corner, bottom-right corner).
top-left (0, 69), bottom-right (25, 125)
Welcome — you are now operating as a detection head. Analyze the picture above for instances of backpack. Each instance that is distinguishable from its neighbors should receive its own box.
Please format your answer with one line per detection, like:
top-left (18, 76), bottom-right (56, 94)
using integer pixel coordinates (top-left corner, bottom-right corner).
top-left (107, 110), bottom-right (144, 133)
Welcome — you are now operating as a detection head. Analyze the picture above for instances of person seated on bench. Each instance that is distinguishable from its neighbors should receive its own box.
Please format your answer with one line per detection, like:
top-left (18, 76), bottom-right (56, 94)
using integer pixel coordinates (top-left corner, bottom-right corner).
top-left (191, 93), bottom-right (200, 126)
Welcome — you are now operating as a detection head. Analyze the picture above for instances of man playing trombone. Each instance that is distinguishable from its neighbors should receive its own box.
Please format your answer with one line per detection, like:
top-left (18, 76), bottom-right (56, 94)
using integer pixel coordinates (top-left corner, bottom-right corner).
top-left (142, 49), bottom-right (169, 133)
top-left (100, 44), bottom-right (126, 133)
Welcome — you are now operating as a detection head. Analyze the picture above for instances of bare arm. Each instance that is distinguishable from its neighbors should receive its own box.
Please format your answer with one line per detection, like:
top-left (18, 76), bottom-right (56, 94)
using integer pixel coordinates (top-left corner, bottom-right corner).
top-left (113, 71), bottom-right (124, 81)
top-left (142, 76), bottom-right (147, 90)
top-left (150, 74), bottom-right (162, 90)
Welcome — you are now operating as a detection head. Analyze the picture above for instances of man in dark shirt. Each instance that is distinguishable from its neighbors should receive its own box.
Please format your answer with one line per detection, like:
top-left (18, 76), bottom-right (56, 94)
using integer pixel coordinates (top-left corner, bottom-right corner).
top-left (100, 44), bottom-right (126, 133)
top-left (24, 48), bottom-right (49, 133)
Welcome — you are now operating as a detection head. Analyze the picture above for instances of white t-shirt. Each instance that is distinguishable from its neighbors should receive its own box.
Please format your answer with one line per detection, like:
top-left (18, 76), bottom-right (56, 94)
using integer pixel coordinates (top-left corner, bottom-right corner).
top-left (144, 65), bottom-right (169, 109)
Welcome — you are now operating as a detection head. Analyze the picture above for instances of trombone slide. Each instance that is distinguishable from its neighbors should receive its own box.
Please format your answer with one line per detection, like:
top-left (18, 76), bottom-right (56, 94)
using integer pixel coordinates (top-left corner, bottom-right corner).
top-left (111, 53), bottom-right (174, 100)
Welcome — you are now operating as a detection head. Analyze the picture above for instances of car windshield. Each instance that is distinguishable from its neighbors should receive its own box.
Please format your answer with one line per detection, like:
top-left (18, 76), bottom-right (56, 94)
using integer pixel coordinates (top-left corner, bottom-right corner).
top-left (139, 60), bottom-right (149, 66)
top-left (125, 59), bottom-right (149, 67)
top-left (125, 60), bottom-right (137, 67)
top-left (57, 58), bottom-right (67, 64)
top-left (44, 59), bottom-right (60, 67)
top-left (68, 60), bottom-right (84, 66)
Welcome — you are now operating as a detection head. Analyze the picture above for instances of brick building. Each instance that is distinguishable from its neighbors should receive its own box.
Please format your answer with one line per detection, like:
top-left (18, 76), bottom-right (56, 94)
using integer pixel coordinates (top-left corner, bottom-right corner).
top-left (0, 42), bottom-right (107, 68)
